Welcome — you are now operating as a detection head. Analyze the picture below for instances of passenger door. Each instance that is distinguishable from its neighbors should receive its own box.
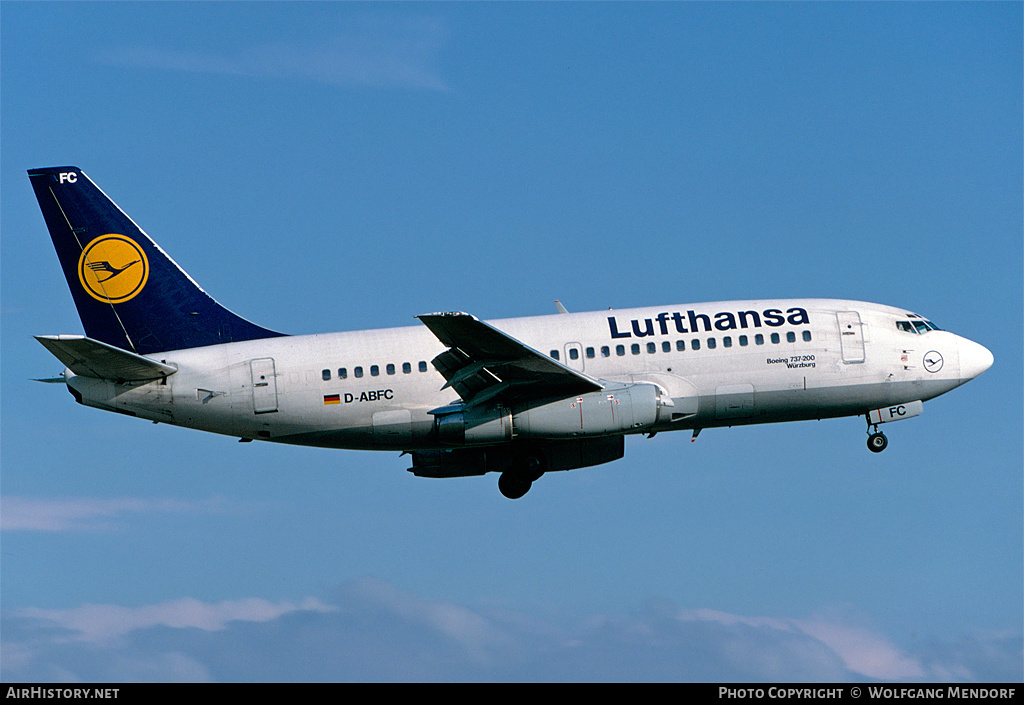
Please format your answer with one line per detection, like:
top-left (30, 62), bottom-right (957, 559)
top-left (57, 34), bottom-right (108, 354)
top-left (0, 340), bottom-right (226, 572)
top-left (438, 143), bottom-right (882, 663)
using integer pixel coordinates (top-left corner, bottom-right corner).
top-left (836, 311), bottom-right (866, 364)
top-left (250, 358), bottom-right (278, 413)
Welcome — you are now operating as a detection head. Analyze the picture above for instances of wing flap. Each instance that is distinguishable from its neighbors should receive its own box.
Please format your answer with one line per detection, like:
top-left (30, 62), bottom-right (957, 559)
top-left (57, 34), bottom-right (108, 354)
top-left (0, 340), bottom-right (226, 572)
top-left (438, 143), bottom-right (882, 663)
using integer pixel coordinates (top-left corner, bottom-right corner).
top-left (36, 335), bottom-right (177, 382)
top-left (417, 312), bottom-right (602, 406)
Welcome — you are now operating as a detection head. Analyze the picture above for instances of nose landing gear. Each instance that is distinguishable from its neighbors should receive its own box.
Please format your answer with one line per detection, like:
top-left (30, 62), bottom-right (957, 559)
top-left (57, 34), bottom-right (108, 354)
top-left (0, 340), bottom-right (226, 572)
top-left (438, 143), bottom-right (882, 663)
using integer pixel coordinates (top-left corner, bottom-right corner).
top-left (866, 416), bottom-right (888, 453)
top-left (867, 431), bottom-right (888, 453)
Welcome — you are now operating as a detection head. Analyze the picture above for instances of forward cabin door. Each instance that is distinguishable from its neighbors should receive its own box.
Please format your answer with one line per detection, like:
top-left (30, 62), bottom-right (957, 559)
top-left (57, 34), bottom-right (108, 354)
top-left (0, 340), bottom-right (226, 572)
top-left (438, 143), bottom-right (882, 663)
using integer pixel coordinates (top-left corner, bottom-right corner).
top-left (250, 358), bottom-right (279, 413)
top-left (836, 311), bottom-right (866, 363)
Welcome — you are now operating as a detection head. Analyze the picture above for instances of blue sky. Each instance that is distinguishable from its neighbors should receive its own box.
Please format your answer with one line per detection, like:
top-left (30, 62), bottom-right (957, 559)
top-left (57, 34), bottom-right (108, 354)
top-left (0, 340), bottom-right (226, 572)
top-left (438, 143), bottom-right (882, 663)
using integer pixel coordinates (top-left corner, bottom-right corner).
top-left (1, 2), bottom-right (1021, 682)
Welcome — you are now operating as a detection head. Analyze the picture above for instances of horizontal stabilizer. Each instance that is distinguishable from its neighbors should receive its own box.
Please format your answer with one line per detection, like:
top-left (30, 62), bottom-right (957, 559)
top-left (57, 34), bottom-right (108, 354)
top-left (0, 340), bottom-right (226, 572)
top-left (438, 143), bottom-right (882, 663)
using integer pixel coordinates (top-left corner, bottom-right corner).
top-left (35, 335), bottom-right (177, 382)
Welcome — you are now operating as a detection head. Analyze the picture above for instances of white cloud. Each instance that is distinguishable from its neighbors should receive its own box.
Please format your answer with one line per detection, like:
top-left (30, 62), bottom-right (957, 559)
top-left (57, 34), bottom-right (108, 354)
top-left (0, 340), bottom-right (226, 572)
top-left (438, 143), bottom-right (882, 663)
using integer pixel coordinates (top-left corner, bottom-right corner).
top-left (16, 597), bottom-right (336, 643)
top-left (3, 580), bottom-right (1020, 682)
top-left (0, 496), bottom-right (250, 532)
top-left (795, 617), bottom-right (926, 680)
top-left (341, 577), bottom-right (510, 665)
top-left (99, 16), bottom-right (449, 91)
top-left (679, 608), bottom-right (927, 680)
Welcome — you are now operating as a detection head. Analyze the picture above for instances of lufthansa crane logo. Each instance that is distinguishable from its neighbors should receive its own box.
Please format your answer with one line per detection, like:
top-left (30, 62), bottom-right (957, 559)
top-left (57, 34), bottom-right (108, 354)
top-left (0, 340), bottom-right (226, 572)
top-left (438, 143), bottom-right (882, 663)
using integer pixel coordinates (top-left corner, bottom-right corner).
top-left (77, 234), bottom-right (149, 304)
top-left (923, 351), bottom-right (944, 373)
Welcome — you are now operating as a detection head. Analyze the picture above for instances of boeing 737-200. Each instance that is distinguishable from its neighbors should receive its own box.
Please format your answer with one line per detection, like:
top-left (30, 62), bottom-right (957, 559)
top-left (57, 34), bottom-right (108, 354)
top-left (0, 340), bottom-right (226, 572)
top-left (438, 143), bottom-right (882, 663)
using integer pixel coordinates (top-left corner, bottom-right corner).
top-left (29, 166), bottom-right (994, 498)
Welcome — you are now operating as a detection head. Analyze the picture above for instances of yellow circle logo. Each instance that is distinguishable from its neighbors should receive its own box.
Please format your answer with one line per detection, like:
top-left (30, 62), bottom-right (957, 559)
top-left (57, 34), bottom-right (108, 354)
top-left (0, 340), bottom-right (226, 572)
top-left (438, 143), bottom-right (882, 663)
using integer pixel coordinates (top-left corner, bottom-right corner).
top-left (77, 234), bottom-right (149, 304)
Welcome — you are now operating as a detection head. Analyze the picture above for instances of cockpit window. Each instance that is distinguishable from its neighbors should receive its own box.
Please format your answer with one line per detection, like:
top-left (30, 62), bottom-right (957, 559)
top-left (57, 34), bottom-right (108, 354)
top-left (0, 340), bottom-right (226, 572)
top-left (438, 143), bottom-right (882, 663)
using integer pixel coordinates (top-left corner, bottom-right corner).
top-left (897, 318), bottom-right (941, 334)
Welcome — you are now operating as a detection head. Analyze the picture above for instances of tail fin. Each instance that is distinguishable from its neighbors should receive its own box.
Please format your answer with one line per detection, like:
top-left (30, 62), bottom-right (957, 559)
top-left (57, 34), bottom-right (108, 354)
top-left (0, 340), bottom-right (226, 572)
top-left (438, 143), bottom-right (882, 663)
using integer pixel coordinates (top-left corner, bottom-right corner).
top-left (28, 166), bottom-right (285, 354)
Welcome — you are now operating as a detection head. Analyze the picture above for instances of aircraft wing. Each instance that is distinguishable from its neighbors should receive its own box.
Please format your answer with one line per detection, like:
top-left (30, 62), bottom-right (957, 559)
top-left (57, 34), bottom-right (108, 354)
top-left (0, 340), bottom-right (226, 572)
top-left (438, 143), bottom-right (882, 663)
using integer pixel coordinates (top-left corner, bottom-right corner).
top-left (417, 312), bottom-right (603, 407)
top-left (35, 335), bottom-right (177, 382)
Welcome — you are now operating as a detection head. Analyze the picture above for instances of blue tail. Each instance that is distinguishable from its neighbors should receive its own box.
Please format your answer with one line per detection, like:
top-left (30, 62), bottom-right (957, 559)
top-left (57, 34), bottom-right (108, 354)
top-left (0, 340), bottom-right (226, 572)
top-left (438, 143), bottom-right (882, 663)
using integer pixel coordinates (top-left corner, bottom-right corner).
top-left (28, 166), bottom-right (286, 354)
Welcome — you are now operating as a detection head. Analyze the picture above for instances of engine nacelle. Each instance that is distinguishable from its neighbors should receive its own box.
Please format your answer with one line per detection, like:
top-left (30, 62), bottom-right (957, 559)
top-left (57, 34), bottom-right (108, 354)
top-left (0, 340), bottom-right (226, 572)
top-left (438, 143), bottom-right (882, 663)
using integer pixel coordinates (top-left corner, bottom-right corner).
top-left (513, 383), bottom-right (670, 438)
top-left (435, 404), bottom-right (513, 446)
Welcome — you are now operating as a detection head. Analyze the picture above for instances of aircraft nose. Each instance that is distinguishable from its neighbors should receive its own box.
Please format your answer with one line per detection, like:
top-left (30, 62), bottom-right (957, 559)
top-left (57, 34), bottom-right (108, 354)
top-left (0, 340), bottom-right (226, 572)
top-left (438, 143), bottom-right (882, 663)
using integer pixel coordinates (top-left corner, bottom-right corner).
top-left (958, 337), bottom-right (994, 381)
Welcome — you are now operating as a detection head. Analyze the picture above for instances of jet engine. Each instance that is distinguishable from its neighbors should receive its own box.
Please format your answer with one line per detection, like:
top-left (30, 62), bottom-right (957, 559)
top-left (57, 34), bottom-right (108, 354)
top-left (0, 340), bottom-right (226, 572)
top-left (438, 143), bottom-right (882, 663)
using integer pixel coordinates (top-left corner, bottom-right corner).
top-left (432, 383), bottom-right (672, 446)
top-left (512, 383), bottom-right (672, 438)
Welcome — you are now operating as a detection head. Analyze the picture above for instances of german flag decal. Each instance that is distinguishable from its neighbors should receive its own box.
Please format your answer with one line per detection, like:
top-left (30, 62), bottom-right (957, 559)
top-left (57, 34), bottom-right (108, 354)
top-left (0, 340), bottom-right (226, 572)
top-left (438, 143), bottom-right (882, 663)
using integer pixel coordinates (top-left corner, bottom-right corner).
top-left (324, 394), bottom-right (341, 405)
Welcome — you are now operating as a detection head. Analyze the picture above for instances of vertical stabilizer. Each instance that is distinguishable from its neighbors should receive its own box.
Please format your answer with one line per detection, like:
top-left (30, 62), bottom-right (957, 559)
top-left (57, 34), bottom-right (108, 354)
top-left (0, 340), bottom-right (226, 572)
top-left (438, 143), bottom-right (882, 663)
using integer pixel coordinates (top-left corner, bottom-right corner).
top-left (28, 167), bottom-right (286, 354)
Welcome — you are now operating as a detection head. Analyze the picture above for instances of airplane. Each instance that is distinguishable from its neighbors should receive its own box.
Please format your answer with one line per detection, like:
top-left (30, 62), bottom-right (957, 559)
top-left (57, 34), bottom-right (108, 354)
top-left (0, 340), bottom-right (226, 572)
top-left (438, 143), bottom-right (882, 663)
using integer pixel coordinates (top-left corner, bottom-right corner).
top-left (28, 166), bottom-right (994, 499)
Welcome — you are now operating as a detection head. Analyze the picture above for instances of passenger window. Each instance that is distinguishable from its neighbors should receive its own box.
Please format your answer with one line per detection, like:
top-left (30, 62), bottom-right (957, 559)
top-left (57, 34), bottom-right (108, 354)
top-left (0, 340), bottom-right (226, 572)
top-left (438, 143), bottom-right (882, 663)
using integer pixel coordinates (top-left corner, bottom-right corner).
top-left (676, 340), bottom-right (685, 351)
top-left (802, 331), bottom-right (812, 342)
top-left (402, 362), bottom-right (411, 374)
top-left (707, 337), bottom-right (717, 349)
top-left (550, 350), bottom-right (560, 360)
top-left (691, 339), bottom-right (701, 351)
top-left (386, 363), bottom-right (395, 375)
top-left (601, 346), bottom-right (610, 358)
top-left (647, 342), bottom-right (656, 354)
top-left (586, 347), bottom-right (595, 359)
top-left (354, 366), bottom-right (364, 378)
top-left (569, 348), bottom-right (579, 360)
top-left (755, 334), bottom-right (764, 345)
top-left (322, 369), bottom-right (331, 381)
top-left (419, 361), bottom-right (428, 373)
top-left (631, 343), bottom-right (641, 355)
top-left (723, 336), bottom-right (732, 348)
top-left (662, 341), bottom-right (671, 353)
top-left (771, 333), bottom-right (780, 344)
top-left (786, 331), bottom-right (796, 343)
top-left (616, 345), bottom-right (625, 356)
top-left (338, 368), bottom-right (347, 379)
top-left (739, 335), bottom-right (748, 346)
top-left (370, 365), bottom-right (379, 377)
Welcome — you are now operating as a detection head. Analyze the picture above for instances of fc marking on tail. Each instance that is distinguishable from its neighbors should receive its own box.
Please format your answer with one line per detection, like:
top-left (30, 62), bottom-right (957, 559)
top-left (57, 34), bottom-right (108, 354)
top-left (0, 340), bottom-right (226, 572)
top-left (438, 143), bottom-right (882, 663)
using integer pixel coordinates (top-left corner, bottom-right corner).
top-left (77, 234), bottom-right (149, 304)
top-left (59, 171), bottom-right (77, 183)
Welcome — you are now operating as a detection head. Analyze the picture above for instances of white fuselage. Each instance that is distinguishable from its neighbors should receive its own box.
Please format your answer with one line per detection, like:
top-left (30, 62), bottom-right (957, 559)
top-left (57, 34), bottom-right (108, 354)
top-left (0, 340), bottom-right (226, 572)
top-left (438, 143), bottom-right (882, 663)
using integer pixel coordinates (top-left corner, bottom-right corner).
top-left (64, 298), bottom-right (990, 451)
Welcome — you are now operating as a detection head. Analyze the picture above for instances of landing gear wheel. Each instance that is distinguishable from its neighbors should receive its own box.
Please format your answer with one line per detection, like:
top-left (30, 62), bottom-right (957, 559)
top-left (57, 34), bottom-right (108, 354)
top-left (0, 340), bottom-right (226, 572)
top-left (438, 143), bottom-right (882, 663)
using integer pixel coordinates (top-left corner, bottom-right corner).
top-left (498, 450), bottom-right (546, 499)
top-left (498, 472), bottom-right (532, 500)
top-left (867, 432), bottom-right (888, 453)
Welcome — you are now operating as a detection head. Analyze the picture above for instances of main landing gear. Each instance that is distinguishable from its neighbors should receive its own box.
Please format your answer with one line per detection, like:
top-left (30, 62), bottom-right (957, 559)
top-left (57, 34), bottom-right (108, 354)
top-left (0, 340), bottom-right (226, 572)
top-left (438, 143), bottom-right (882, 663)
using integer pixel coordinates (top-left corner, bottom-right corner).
top-left (497, 451), bottom-right (546, 499)
top-left (865, 417), bottom-right (888, 453)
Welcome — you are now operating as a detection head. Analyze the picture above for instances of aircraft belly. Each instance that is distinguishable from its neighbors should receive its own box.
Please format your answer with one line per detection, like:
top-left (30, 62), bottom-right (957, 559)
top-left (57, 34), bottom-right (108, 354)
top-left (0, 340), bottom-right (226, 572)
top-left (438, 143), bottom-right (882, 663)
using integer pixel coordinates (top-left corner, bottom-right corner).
top-left (689, 378), bottom-right (957, 429)
top-left (272, 414), bottom-right (435, 451)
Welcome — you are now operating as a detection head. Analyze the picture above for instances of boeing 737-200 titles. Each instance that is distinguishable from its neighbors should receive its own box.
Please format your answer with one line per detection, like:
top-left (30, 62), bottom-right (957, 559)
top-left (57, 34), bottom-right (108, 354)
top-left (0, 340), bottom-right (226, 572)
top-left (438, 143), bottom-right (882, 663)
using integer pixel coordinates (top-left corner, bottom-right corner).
top-left (29, 167), bottom-right (994, 498)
